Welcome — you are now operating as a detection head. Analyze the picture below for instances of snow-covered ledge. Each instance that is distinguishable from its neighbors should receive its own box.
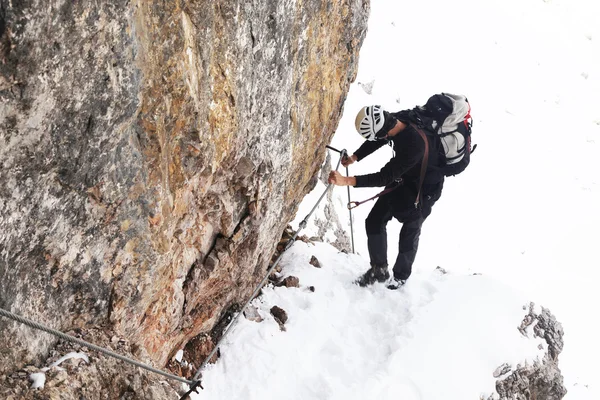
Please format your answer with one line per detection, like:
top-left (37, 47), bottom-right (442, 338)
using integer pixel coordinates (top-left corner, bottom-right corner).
top-left (195, 240), bottom-right (566, 399)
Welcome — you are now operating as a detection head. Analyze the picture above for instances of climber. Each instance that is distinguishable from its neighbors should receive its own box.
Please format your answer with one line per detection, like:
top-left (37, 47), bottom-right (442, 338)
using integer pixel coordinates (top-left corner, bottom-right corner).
top-left (328, 98), bottom-right (459, 289)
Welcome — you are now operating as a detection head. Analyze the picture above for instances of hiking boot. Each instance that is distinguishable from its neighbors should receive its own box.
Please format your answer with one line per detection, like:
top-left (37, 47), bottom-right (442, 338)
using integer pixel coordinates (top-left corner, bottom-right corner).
top-left (355, 264), bottom-right (389, 287)
top-left (386, 277), bottom-right (407, 290)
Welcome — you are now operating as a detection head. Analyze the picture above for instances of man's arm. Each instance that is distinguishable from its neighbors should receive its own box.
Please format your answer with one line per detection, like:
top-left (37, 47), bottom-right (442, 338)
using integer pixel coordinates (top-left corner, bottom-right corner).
top-left (329, 138), bottom-right (387, 186)
top-left (353, 140), bottom-right (387, 162)
top-left (328, 128), bottom-right (425, 188)
top-left (354, 127), bottom-right (425, 188)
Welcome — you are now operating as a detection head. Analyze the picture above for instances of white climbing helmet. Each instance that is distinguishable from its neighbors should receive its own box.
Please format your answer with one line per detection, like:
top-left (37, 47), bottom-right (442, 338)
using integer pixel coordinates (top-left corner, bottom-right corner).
top-left (355, 105), bottom-right (385, 141)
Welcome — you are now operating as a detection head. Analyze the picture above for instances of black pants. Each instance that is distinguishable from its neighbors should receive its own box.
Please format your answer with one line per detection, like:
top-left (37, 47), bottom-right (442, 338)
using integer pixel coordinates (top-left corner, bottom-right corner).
top-left (365, 193), bottom-right (436, 280)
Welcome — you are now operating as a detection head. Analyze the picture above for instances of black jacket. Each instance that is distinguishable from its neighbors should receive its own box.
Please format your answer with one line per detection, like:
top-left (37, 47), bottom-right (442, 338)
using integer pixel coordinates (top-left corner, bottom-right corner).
top-left (353, 111), bottom-right (445, 210)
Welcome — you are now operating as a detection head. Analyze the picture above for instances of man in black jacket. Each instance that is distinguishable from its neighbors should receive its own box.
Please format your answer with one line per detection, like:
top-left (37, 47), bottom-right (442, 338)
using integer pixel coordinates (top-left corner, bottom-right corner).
top-left (328, 105), bottom-right (444, 289)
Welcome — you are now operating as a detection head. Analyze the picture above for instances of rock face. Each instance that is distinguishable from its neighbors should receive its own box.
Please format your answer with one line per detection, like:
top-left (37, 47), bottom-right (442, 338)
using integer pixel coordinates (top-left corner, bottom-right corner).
top-left (0, 328), bottom-right (181, 400)
top-left (494, 304), bottom-right (567, 400)
top-left (0, 0), bottom-right (369, 388)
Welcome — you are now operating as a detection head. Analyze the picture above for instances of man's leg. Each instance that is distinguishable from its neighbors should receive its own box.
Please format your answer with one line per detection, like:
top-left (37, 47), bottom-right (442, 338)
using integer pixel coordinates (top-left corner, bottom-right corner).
top-left (356, 198), bottom-right (393, 286)
top-left (365, 198), bottom-right (394, 267)
top-left (391, 217), bottom-right (424, 281)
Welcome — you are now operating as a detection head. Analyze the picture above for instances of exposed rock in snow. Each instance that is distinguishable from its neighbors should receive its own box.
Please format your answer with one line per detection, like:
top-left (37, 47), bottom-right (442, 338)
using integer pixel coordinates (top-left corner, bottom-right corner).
top-left (310, 255), bottom-right (322, 268)
top-left (243, 306), bottom-right (264, 323)
top-left (493, 363), bottom-right (512, 379)
top-left (270, 306), bottom-right (288, 330)
top-left (494, 304), bottom-right (567, 400)
top-left (435, 266), bottom-right (447, 275)
top-left (358, 80), bottom-right (375, 95)
top-left (277, 276), bottom-right (300, 288)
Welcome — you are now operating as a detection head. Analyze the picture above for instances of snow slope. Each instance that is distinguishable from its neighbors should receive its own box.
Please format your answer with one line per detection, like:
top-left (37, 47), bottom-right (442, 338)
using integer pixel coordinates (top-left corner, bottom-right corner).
top-left (198, 241), bottom-right (546, 400)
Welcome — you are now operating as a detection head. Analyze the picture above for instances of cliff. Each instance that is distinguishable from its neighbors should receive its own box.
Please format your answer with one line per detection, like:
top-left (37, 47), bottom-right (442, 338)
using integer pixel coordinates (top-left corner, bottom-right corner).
top-left (0, 0), bottom-right (369, 393)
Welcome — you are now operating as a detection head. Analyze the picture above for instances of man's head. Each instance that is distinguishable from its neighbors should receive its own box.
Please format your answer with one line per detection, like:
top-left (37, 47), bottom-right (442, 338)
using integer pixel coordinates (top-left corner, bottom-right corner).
top-left (355, 105), bottom-right (398, 141)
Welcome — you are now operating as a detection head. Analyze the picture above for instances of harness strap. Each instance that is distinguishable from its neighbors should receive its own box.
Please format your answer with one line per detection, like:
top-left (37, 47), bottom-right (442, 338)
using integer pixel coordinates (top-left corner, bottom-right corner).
top-left (347, 182), bottom-right (401, 210)
top-left (410, 123), bottom-right (430, 209)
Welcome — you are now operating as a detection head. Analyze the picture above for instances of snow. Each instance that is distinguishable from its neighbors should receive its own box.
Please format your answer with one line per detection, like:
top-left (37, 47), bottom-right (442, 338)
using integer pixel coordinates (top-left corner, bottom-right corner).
top-left (197, 241), bottom-right (545, 399)
top-left (28, 352), bottom-right (88, 389)
top-left (175, 349), bottom-right (184, 363)
top-left (29, 373), bottom-right (45, 390)
top-left (49, 352), bottom-right (89, 369)
top-left (195, 0), bottom-right (600, 398)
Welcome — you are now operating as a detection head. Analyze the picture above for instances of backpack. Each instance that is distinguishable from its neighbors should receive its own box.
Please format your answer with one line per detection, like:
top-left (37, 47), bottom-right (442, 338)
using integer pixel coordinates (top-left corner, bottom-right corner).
top-left (422, 93), bottom-right (474, 177)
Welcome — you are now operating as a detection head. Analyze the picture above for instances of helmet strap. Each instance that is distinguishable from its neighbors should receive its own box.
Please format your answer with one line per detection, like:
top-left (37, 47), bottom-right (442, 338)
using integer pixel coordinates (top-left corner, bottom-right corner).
top-left (375, 113), bottom-right (398, 139)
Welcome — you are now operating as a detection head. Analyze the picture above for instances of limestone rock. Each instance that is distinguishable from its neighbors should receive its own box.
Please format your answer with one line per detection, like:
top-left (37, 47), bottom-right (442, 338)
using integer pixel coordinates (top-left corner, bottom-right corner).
top-left (243, 306), bottom-right (263, 323)
top-left (493, 363), bottom-right (512, 378)
top-left (0, 329), bottom-right (180, 399)
top-left (310, 255), bottom-right (322, 268)
top-left (277, 276), bottom-right (300, 288)
top-left (270, 306), bottom-right (288, 326)
top-left (494, 303), bottom-right (567, 400)
top-left (358, 80), bottom-right (374, 95)
top-left (0, 1), bottom-right (369, 394)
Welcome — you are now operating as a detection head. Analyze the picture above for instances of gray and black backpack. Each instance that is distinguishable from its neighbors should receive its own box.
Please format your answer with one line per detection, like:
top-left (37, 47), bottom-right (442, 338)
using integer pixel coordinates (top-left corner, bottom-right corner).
top-left (422, 93), bottom-right (477, 176)
top-left (422, 93), bottom-right (475, 177)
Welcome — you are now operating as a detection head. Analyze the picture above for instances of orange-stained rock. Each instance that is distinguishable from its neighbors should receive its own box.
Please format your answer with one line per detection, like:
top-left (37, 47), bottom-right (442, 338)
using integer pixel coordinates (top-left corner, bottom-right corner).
top-left (0, 0), bottom-right (369, 390)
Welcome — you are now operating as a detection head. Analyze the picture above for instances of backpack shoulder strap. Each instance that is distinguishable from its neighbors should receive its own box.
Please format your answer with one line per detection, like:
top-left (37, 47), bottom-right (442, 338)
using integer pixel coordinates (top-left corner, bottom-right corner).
top-left (409, 123), bottom-right (430, 209)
